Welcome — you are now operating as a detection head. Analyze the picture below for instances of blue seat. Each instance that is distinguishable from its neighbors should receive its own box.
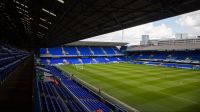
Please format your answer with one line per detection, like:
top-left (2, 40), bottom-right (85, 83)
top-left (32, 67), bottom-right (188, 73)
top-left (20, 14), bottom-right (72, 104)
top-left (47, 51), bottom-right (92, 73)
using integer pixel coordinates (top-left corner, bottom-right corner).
top-left (49, 47), bottom-right (63, 55)
top-left (90, 47), bottom-right (104, 55)
top-left (0, 53), bottom-right (9, 58)
top-left (161, 63), bottom-right (176, 67)
top-left (81, 58), bottom-right (93, 64)
top-left (113, 47), bottom-right (122, 54)
top-left (77, 46), bottom-right (92, 55)
top-left (0, 46), bottom-right (27, 84)
top-left (0, 56), bottom-right (16, 67)
top-left (66, 58), bottom-right (80, 64)
top-left (49, 58), bottom-right (63, 64)
top-left (95, 57), bottom-right (109, 63)
top-left (103, 47), bottom-right (115, 55)
top-left (63, 46), bottom-right (78, 55)
top-left (40, 66), bottom-right (112, 112)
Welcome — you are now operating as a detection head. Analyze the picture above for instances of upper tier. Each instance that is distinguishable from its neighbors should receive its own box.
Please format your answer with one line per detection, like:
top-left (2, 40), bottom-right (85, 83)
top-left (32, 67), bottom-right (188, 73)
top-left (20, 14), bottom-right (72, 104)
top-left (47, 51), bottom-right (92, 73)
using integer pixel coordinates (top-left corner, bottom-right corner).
top-left (40, 46), bottom-right (123, 57)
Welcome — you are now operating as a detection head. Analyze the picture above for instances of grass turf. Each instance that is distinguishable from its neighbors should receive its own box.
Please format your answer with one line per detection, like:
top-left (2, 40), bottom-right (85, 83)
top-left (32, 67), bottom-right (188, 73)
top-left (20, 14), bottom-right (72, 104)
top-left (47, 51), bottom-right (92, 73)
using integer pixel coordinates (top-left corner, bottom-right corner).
top-left (59, 63), bottom-right (200, 112)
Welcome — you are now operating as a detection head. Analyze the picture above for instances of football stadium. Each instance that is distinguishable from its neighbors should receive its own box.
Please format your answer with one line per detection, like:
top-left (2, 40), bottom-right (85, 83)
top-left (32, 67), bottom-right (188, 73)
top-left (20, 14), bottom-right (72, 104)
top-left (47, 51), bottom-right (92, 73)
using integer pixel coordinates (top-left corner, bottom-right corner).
top-left (1, 0), bottom-right (200, 112)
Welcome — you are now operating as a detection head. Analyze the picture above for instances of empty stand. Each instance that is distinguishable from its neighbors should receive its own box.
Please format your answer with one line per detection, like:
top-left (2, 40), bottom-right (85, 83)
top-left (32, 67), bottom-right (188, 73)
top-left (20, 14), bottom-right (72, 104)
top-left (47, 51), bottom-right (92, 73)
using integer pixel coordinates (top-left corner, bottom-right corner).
top-left (63, 46), bottom-right (78, 55)
top-left (130, 50), bottom-right (200, 61)
top-left (91, 46), bottom-right (104, 55)
top-left (103, 47), bottom-right (116, 55)
top-left (129, 50), bottom-right (200, 70)
top-left (77, 46), bottom-right (92, 55)
top-left (0, 54), bottom-right (33, 111)
top-left (34, 66), bottom-right (119, 112)
top-left (40, 46), bottom-right (125, 65)
top-left (66, 58), bottom-right (81, 64)
top-left (0, 45), bottom-right (29, 84)
top-left (49, 47), bottom-right (63, 55)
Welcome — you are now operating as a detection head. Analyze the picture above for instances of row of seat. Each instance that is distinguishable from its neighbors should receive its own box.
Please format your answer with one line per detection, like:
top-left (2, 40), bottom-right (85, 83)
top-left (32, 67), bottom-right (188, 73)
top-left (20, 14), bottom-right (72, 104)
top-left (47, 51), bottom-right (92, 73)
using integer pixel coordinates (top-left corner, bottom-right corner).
top-left (40, 57), bottom-right (126, 65)
top-left (131, 50), bottom-right (200, 61)
top-left (46, 66), bottom-right (111, 112)
top-left (40, 46), bottom-right (122, 56)
top-left (0, 45), bottom-right (29, 84)
top-left (36, 67), bottom-right (89, 112)
top-left (38, 79), bottom-right (85, 112)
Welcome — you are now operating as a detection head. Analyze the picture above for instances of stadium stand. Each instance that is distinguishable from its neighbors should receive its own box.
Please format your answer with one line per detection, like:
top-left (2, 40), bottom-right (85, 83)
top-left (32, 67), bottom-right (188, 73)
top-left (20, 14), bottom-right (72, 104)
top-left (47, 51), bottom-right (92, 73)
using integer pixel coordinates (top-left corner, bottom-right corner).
top-left (146, 61), bottom-right (161, 66)
top-left (103, 47), bottom-right (116, 55)
top-left (40, 48), bottom-right (47, 55)
top-left (95, 57), bottom-right (109, 63)
top-left (194, 65), bottom-right (200, 70)
top-left (81, 57), bottom-right (94, 64)
top-left (49, 47), bottom-right (63, 55)
top-left (0, 44), bottom-right (32, 111)
top-left (128, 50), bottom-right (200, 70)
top-left (0, 44), bottom-right (29, 84)
top-left (40, 45), bottom-right (125, 65)
top-left (35, 66), bottom-right (127, 112)
top-left (2, 0), bottom-right (200, 111)
top-left (151, 51), bottom-right (168, 60)
top-left (91, 46), bottom-right (105, 55)
top-left (77, 46), bottom-right (92, 56)
top-left (175, 64), bottom-right (193, 69)
top-left (161, 63), bottom-right (176, 67)
top-left (63, 46), bottom-right (78, 55)
top-left (66, 58), bottom-right (81, 64)
top-left (36, 78), bottom-right (84, 111)
top-left (130, 50), bottom-right (200, 61)
top-left (108, 57), bottom-right (119, 62)
top-left (49, 58), bottom-right (64, 64)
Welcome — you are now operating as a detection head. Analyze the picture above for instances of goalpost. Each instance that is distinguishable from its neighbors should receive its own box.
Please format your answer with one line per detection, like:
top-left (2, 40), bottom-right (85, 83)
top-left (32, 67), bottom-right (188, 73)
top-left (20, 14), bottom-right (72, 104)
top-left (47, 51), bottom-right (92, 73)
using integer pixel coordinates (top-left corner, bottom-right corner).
top-left (74, 64), bottom-right (84, 70)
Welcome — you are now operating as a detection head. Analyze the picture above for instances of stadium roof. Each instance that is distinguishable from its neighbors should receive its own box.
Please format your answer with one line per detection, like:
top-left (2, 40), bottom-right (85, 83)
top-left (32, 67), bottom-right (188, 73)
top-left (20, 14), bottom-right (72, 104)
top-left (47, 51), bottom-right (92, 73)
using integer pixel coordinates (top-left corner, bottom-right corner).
top-left (127, 43), bottom-right (200, 51)
top-left (65, 41), bottom-right (128, 46)
top-left (1, 0), bottom-right (200, 49)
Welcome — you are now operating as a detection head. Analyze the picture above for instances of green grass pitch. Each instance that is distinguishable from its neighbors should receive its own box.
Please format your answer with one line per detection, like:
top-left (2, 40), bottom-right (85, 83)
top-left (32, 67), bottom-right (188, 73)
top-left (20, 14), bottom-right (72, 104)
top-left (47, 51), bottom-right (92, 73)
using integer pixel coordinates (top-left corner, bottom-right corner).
top-left (59, 63), bottom-right (200, 112)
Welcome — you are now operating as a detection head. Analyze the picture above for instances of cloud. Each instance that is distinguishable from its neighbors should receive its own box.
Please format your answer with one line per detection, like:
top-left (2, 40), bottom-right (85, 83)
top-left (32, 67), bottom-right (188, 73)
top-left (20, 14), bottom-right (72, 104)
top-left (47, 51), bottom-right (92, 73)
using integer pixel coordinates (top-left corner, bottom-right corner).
top-left (176, 10), bottom-right (200, 35)
top-left (83, 22), bottom-right (174, 45)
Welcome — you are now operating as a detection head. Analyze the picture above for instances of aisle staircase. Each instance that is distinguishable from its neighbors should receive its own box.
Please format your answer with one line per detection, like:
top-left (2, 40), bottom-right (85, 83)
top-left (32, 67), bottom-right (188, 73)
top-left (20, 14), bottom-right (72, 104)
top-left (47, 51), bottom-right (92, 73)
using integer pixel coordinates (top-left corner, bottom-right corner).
top-left (105, 58), bottom-right (110, 61)
top-left (92, 58), bottom-right (97, 63)
top-left (75, 47), bottom-right (81, 55)
top-left (78, 58), bottom-right (83, 64)
top-left (63, 59), bottom-right (69, 64)
top-left (47, 58), bottom-right (51, 64)
top-left (89, 47), bottom-right (95, 55)
top-left (117, 57), bottom-right (121, 61)
top-left (46, 48), bottom-right (50, 54)
top-left (61, 46), bottom-right (66, 55)
top-left (101, 47), bottom-right (107, 55)
top-left (112, 47), bottom-right (118, 54)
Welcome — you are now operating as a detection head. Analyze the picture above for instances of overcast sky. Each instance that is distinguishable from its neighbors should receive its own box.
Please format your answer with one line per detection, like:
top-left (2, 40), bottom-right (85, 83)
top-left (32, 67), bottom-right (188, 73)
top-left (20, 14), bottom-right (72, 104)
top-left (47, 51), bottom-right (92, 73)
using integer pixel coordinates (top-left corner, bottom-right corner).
top-left (82, 10), bottom-right (200, 45)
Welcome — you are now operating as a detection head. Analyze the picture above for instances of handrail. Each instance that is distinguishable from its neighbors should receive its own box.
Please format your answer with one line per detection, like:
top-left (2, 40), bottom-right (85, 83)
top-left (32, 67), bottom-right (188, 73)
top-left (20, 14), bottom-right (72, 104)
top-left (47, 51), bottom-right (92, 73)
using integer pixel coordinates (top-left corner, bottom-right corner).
top-left (34, 75), bottom-right (42, 112)
top-left (61, 81), bottom-right (91, 112)
top-left (49, 66), bottom-right (90, 112)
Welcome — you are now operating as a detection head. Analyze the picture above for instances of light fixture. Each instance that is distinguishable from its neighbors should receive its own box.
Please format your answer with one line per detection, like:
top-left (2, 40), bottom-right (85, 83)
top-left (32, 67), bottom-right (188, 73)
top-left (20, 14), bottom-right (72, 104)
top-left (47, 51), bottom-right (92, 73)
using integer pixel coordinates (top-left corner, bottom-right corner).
top-left (14, 0), bottom-right (28, 8)
top-left (40, 18), bottom-right (52, 24)
top-left (39, 24), bottom-right (48, 29)
top-left (38, 32), bottom-right (45, 36)
top-left (42, 8), bottom-right (56, 17)
top-left (57, 0), bottom-right (64, 4)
